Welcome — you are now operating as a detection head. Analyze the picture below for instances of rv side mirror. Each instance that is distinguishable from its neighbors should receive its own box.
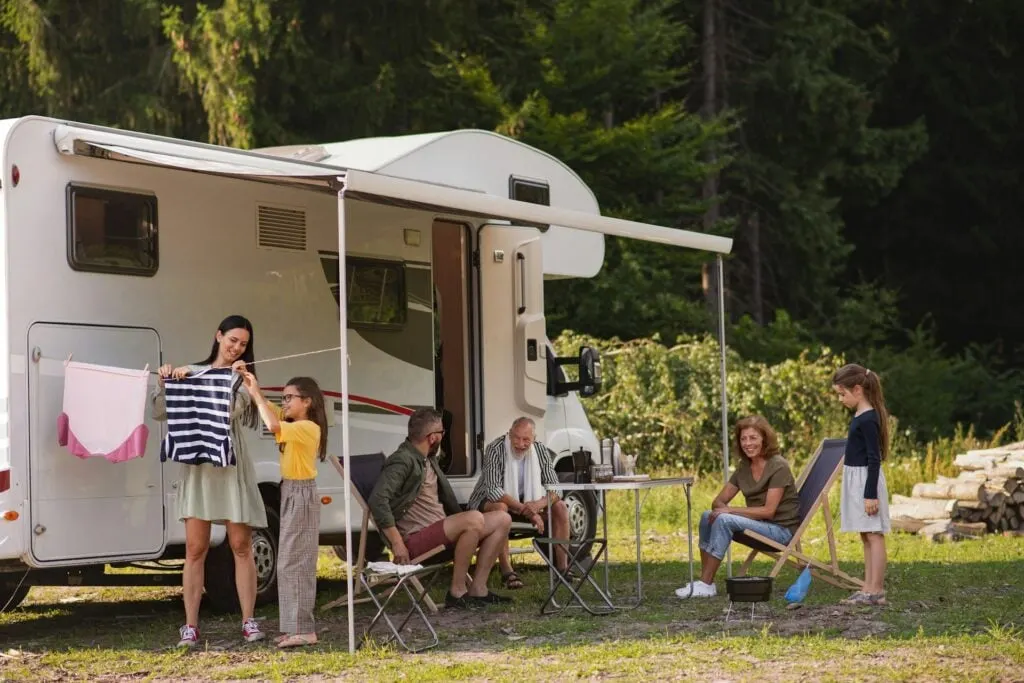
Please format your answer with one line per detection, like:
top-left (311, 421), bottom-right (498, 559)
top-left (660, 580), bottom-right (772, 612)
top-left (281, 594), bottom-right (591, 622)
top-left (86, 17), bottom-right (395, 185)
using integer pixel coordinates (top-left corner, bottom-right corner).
top-left (578, 346), bottom-right (602, 398)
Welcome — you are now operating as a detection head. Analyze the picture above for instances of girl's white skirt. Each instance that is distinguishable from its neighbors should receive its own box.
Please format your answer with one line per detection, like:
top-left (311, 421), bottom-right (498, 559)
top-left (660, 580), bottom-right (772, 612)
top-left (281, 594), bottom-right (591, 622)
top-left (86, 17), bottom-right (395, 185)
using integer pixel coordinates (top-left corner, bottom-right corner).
top-left (840, 465), bottom-right (891, 533)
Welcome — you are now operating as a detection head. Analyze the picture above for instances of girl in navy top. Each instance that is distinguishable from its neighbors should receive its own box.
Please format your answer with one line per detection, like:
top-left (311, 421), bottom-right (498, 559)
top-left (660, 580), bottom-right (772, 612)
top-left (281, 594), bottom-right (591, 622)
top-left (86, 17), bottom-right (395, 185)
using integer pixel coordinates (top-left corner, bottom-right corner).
top-left (833, 363), bottom-right (891, 606)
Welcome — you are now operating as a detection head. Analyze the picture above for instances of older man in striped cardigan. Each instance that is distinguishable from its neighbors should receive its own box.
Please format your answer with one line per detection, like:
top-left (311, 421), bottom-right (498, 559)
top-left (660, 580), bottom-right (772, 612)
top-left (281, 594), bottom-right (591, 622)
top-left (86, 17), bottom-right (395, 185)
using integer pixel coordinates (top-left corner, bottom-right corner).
top-left (467, 417), bottom-right (570, 590)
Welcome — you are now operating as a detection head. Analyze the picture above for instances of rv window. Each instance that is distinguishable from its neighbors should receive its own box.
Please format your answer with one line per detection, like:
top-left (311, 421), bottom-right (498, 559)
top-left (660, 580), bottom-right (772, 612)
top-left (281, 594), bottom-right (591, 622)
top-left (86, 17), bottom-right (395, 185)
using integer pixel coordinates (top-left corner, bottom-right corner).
top-left (509, 175), bottom-right (551, 233)
top-left (66, 185), bottom-right (158, 276)
top-left (319, 253), bottom-right (407, 329)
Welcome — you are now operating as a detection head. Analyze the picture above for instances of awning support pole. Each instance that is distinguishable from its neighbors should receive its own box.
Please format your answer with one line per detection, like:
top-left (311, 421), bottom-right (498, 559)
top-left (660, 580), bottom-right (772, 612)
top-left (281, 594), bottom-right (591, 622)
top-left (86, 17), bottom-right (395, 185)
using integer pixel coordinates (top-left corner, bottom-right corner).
top-left (716, 254), bottom-right (731, 576)
top-left (337, 191), bottom-right (356, 654)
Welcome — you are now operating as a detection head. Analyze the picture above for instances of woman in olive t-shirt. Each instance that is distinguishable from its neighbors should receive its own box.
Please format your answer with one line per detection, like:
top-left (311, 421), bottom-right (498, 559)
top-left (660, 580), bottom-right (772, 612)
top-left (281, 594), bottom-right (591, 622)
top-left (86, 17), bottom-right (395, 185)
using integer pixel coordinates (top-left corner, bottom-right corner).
top-left (675, 415), bottom-right (801, 599)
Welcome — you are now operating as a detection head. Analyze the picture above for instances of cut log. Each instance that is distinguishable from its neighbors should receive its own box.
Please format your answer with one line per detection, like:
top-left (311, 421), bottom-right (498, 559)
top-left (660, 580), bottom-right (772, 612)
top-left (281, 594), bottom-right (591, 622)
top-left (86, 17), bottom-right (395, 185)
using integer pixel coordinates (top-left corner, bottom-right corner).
top-left (912, 481), bottom-right (983, 501)
top-left (891, 517), bottom-right (928, 534)
top-left (949, 471), bottom-right (987, 483)
top-left (918, 521), bottom-right (956, 543)
top-left (949, 521), bottom-right (988, 537)
top-left (984, 491), bottom-right (1007, 507)
top-left (991, 465), bottom-right (1024, 480)
top-left (953, 499), bottom-right (985, 510)
top-left (954, 453), bottom-right (1002, 470)
top-left (890, 495), bottom-right (957, 520)
top-left (918, 520), bottom-right (986, 542)
top-left (1013, 491), bottom-right (1024, 503)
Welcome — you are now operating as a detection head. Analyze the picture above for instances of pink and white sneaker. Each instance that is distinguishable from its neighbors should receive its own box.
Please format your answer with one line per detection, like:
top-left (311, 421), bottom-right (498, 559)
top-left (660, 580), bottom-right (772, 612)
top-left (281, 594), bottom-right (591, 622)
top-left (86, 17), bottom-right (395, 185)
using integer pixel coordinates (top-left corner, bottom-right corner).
top-left (177, 624), bottom-right (199, 648)
top-left (242, 617), bottom-right (265, 643)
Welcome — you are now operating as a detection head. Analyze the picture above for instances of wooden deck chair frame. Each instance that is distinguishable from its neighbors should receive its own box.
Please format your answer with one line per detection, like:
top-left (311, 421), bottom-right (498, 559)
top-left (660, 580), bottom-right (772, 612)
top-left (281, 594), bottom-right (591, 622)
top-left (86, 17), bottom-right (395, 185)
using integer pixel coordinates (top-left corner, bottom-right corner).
top-left (733, 438), bottom-right (865, 592)
top-left (321, 453), bottom-right (448, 614)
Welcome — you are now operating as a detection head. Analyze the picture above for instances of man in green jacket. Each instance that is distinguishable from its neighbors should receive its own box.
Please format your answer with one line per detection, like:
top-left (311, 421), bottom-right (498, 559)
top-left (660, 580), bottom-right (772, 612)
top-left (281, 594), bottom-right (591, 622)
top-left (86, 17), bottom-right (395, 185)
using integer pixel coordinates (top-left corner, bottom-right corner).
top-left (369, 408), bottom-right (513, 608)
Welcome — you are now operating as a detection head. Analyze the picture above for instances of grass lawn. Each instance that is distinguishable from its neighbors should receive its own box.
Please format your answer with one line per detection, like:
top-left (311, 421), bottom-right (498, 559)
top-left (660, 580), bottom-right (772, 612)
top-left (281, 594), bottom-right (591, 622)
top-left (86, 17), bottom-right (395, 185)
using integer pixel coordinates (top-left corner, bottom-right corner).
top-left (1, 482), bottom-right (1022, 681)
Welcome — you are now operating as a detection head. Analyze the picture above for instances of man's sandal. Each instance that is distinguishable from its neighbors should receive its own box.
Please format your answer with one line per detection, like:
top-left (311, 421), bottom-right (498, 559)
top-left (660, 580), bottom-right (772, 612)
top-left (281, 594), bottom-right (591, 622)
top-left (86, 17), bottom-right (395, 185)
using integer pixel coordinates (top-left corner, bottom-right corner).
top-left (502, 571), bottom-right (525, 590)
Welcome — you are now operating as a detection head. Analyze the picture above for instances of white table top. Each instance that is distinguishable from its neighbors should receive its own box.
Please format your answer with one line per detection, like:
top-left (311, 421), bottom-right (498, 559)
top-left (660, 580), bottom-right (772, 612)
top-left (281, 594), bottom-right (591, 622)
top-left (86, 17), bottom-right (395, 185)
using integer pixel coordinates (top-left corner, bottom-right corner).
top-left (546, 476), bottom-right (694, 492)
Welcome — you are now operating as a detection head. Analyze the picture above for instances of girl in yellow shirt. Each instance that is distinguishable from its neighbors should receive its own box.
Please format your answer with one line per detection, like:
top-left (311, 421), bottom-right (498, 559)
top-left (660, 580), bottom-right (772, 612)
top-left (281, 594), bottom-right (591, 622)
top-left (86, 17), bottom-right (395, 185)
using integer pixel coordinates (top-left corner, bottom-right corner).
top-left (244, 373), bottom-right (327, 648)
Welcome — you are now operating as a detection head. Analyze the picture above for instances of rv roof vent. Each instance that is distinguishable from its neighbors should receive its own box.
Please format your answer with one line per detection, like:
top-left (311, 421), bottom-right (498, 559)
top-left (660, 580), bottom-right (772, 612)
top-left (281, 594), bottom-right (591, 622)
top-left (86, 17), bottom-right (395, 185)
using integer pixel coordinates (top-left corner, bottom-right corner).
top-left (257, 204), bottom-right (307, 251)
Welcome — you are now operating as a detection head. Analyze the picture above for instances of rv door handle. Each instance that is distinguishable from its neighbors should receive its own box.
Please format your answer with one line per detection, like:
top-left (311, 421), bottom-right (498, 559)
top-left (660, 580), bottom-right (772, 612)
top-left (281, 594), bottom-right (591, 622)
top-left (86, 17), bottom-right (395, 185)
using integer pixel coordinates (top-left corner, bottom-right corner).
top-left (516, 253), bottom-right (527, 314)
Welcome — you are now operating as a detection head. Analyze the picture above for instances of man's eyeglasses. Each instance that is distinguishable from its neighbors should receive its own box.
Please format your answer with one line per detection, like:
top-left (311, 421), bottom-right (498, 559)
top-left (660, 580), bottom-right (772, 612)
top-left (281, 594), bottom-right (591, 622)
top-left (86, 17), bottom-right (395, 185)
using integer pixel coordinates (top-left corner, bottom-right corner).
top-left (428, 429), bottom-right (446, 437)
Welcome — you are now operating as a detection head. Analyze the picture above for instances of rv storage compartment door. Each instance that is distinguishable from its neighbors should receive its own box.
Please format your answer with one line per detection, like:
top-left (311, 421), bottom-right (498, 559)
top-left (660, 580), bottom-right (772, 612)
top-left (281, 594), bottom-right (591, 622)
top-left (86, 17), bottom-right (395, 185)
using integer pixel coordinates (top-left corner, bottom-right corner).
top-left (28, 323), bottom-right (165, 564)
top-left (478, 225), bottom-right (547, 441)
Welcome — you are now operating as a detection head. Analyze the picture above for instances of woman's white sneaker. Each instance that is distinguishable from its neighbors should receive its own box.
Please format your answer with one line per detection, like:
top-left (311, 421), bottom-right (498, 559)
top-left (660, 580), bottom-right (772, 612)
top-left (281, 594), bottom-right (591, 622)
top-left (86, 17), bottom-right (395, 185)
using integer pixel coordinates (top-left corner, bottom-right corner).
top-left (675, 581), bottom-right (717, 598)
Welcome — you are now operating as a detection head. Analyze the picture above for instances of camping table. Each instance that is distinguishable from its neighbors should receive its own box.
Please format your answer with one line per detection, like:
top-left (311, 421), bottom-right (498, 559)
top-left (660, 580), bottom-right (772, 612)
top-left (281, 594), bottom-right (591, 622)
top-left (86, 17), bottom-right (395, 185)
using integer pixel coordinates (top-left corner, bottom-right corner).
top-left (533, 477), bottom-right (695, 615)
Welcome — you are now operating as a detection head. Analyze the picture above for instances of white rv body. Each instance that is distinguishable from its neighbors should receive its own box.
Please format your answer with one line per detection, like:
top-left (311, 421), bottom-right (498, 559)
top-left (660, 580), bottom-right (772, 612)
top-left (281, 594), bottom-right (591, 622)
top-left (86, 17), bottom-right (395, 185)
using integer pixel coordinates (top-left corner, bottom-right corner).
top-left (0, 117), bottom-right (731, 602)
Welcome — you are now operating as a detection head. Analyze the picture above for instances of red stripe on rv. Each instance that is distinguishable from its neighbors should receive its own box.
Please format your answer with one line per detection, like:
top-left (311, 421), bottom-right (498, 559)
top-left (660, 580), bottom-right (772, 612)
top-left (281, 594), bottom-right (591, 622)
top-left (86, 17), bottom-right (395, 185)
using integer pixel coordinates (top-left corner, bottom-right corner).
top-left (0, 468), bottom-right (9, 493)
top-left (263, 388), bottom-right (415, 416)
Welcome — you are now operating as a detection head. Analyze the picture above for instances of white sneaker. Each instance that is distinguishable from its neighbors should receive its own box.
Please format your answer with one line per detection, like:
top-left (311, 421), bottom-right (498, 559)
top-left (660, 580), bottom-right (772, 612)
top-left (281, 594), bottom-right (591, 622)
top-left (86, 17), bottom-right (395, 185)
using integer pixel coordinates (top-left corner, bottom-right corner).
top-left (242, 617), bottom-right (265, 643)
top-left (675, 581), bottom-right (717, 599)
top-left (177, 624), bottom-right (199, 648)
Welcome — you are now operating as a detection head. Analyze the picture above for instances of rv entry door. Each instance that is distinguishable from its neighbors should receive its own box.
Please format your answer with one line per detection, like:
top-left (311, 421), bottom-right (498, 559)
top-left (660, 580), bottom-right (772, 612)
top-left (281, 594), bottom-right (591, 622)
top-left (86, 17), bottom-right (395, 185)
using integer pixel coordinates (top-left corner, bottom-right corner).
top-left (478, 225), bottom-right (547, 442)
top-left (27, 323), bottom-right (165, 564)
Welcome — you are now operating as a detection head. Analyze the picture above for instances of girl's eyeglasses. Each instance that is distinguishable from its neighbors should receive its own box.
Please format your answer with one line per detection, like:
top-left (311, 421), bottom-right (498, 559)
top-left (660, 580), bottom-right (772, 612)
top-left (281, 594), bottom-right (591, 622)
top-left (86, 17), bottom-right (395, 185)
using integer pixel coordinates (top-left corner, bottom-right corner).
top-left (281, 394), bottom-right (307, 403)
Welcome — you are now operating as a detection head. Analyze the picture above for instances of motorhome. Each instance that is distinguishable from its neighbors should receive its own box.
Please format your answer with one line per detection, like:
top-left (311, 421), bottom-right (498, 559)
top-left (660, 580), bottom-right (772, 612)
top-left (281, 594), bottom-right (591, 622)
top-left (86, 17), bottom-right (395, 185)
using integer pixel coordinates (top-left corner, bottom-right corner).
top-left (0, 117), bottom-right (731, 610)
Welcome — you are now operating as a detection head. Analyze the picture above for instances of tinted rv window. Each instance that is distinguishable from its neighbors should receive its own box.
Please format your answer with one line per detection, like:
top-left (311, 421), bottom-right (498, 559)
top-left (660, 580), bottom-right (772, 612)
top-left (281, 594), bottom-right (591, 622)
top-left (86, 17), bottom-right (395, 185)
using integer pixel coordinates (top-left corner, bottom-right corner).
top-left (319, 253), bottom-right (407, 329)
top-left (67, 185), bottom-right (158, 276)
top-left (509, 176), bottom-right (551, 233)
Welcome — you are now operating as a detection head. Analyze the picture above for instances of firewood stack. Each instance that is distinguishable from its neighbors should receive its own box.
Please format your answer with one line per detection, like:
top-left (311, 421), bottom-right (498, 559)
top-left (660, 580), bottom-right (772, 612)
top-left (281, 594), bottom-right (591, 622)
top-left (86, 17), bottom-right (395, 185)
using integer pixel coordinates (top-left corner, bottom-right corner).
top-left (890, 445), bottom-right (1024, 542)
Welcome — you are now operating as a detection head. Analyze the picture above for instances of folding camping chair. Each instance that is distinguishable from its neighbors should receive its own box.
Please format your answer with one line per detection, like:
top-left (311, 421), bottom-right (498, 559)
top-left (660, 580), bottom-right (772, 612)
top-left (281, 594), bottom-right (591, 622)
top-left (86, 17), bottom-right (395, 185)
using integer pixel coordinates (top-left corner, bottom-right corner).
top-left (321, 452), bottom-right (449, 652)
top-left (732, 437), bottom-right (865, 592)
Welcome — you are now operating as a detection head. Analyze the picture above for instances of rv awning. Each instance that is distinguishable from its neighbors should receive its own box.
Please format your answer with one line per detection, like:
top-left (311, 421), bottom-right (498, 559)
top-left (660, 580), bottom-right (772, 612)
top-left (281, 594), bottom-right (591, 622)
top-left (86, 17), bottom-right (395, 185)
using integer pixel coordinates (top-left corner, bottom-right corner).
top-left (53, 124), bottom-right (733, 254)
top-left (54, 124), bottom-right (341, 191)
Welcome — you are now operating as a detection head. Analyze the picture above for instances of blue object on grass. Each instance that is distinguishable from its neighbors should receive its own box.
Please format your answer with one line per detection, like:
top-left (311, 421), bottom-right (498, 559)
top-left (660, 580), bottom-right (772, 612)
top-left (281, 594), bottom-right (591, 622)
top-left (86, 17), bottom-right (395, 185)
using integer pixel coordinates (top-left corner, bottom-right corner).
top-left (785, 565), bottom-right (812, 603)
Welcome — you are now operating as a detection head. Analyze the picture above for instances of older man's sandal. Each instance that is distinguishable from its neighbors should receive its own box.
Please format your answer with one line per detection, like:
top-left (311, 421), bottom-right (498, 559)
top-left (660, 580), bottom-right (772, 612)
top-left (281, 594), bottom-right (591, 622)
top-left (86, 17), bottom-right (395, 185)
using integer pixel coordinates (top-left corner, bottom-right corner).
top-left (502, 571), bottom-right (525, 590)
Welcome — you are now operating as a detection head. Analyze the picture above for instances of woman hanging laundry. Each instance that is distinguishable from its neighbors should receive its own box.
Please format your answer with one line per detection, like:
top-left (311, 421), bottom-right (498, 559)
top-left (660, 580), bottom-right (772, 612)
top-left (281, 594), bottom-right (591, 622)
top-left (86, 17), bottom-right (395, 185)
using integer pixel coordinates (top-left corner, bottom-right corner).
top-left (243, 372), bottom-right (328, 648)
top-left (152, 314), bottom-right (268, 648)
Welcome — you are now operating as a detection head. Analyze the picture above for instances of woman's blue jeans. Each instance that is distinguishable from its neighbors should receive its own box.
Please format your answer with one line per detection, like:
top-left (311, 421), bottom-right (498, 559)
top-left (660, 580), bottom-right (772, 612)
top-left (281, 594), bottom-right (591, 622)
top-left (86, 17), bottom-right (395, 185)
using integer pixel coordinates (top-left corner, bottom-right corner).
top-left (698, 510), bottom-right (793, 560)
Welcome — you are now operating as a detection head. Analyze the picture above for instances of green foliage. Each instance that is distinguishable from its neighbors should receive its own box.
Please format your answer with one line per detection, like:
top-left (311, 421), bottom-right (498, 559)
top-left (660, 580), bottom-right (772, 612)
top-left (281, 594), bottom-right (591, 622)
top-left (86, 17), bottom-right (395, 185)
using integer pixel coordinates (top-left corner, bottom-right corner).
top-left (554, 330), bottom-right (847, 473)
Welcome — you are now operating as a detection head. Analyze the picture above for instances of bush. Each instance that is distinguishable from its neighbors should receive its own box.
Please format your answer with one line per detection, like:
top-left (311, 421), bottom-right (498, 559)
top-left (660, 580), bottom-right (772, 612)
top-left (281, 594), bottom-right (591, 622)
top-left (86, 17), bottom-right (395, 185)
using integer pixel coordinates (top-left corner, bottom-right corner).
top-left (554, 330), bottom-right (848, 473)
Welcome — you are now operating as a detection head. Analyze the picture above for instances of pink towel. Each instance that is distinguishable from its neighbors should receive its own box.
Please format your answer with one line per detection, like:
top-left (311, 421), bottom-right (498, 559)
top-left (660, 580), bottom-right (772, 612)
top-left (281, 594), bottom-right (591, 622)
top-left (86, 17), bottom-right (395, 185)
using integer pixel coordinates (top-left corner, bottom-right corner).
top-left (56, 360), bottom-right (150, 463)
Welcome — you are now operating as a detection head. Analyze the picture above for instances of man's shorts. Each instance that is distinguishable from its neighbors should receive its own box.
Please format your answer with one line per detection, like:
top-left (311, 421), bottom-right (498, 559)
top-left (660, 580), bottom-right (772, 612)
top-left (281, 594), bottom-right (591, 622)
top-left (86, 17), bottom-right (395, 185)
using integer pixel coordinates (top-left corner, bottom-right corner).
top-left (403, 519), bottom-right (454, 560)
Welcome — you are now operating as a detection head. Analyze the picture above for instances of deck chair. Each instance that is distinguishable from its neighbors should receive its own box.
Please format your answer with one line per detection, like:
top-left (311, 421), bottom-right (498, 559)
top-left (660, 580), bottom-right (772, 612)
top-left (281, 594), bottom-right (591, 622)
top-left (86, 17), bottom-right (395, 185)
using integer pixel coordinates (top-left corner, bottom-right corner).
top-left (732, 437), bottom-right (865, 592)
top-left (321, 452), bottom-right (449, 652)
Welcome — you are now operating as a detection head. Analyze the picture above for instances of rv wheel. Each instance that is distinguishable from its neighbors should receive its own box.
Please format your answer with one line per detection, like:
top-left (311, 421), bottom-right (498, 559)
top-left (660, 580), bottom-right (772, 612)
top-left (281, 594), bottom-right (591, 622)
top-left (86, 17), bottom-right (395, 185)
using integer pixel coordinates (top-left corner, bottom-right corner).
top-left (204, 504), bottom-right (280, 613)
top-left (0, 582), bottom-right (30, 612)
top-left (557, 472), bottom-right (598, 561)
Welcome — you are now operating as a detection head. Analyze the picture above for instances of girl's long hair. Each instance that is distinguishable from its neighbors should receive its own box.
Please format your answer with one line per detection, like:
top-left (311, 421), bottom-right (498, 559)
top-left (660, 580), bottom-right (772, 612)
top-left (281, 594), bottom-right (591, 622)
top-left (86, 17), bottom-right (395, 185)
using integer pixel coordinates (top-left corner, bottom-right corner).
top-left (832, 363), bottom-right (891, 461)
top-left (287, 376), bottom-right (329, 461)
top-left (733, 415), bottom-right (780, 465)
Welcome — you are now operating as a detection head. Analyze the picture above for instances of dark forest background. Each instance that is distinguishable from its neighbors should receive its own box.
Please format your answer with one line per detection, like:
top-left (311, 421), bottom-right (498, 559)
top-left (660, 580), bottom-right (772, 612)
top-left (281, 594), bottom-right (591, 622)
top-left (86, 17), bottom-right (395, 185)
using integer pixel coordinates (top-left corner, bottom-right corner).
top-left (3, 0), bottom-right (1022, 439)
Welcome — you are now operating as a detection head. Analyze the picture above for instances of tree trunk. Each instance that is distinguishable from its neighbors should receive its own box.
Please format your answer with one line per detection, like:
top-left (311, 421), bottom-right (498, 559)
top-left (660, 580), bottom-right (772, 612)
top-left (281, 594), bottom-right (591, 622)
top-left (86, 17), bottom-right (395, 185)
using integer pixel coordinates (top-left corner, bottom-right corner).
top-left (750, 212), bottom-right (763, 324)
top-left (700, 0), bottom-right (720, 315)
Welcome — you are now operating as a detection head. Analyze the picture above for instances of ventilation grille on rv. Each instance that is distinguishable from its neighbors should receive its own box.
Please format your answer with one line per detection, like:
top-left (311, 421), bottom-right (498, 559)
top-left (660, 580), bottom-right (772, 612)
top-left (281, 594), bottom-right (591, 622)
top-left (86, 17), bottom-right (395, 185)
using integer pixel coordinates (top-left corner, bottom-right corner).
top-left (260, 397), bottom-right (284, 439)
top-left (257, 204), bottom-right (307, 251)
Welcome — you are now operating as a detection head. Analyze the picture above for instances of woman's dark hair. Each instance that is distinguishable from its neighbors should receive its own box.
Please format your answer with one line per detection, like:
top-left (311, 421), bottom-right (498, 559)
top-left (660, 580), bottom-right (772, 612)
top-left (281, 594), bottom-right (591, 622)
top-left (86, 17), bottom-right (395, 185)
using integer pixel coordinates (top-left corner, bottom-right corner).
top-left (286, 376), bottom-right (329, 461)
top-left (832, 363), bottom-right (891, 461)
top-left (197, 315), bottom-right (258, 428)
top-left (733, 415), bottom-right (781, 465)
top-left (197, 315), bottom-right (256, 376)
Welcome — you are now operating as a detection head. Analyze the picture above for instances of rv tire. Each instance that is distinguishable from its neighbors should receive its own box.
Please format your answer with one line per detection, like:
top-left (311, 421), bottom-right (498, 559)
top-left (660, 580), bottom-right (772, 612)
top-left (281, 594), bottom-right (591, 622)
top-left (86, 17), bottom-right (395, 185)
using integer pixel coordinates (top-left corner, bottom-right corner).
top-left (203, 504), bottom-right (281, 613)
top-left (0, 582), bottom-right (30, 612)
top-left (556, 472), bottom-right (597, 561)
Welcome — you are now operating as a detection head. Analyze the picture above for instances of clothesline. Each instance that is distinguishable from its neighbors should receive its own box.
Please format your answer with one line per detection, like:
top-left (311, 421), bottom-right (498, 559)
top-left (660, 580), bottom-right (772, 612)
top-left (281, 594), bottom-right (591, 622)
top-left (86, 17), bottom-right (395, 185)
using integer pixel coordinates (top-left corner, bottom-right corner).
top-left (43, 346), bottom-right (346, 376)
